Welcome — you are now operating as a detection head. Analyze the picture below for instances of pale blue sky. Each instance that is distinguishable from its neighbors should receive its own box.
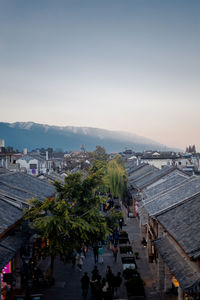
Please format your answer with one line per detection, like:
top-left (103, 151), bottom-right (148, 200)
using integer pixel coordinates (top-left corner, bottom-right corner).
top-left (0, 0), bottom-right (200, 150)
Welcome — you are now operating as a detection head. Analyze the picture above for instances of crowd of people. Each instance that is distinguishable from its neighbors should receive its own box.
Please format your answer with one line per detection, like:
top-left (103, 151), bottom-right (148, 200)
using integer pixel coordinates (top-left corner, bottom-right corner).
top-left (70, 217), bottom-right (125, 299)
top-left (81, 265), bottom-right (122, 300)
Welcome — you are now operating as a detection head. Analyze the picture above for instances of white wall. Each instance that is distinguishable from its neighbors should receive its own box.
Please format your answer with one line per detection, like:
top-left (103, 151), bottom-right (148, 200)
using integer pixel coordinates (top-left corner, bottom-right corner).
top-left (17, 157), bottom-right (39, 175)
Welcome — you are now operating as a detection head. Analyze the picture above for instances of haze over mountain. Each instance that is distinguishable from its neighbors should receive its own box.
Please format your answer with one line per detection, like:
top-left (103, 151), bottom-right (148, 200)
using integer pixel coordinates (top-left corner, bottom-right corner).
top-left (0, 122), bottom-right (174, 153)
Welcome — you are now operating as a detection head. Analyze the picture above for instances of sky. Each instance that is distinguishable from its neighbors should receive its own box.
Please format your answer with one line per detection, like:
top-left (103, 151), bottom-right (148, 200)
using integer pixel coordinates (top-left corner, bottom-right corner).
top-left (0, 0), bottom-right (200, 151)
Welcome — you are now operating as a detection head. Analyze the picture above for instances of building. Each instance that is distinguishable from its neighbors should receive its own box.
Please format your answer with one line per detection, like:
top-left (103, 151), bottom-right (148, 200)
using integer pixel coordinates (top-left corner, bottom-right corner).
top-left (0, 171), bottom-right (55, 298)
top-left (126, 159), bottom-right (200, 299)
top-left (16, 154), bottom-right (52, 176)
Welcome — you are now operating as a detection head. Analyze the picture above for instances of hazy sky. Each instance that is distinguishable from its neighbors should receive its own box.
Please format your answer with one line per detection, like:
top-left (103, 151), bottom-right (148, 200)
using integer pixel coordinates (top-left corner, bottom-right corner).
top-left (0, 0), bottom-right (200, 150)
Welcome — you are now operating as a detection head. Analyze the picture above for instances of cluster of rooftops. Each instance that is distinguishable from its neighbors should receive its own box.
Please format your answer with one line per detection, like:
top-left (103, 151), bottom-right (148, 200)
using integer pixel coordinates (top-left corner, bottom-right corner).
top-left (0, 170), bottom-right (55, 271)
top-left (126, 161), bottom-right (200, 294)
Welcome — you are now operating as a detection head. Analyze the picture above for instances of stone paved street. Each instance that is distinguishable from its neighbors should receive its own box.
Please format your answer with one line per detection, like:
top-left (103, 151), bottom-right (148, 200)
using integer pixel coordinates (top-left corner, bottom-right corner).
top-left (39, 204), bottom-right (177, 300)
top-left (42, 244), bottom-right (127, 300)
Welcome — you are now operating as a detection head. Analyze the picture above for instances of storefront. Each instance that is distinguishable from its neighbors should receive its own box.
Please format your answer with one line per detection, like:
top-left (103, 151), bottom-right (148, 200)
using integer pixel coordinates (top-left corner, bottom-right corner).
top-left (1, 261), bottom-right (12, 300)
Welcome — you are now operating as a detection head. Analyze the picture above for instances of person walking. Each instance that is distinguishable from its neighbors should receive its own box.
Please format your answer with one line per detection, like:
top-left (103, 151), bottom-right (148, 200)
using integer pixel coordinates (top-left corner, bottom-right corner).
top-left (82, 243), bottom-right (88, 257)
top-left (92, 265), bottom-right (100, 280)
top-left (113, 229), bottom-right (119, 245)
top-left (112, 244), bottom-right (118, 262)
top-left (71, 249), bottom-right (77, 267)
top-left (108, 234), bottom-right (113, 250)
top-left (81, 272), bottom-right (90, 298)
top-left (98, 246), bottom-right (104, 264)
top-left (90, 273), bottom-right (102, 300)
top-left (93, 243), bottom-right (99, 264)
top-left (102, 279), bottom-right (112, 300)
top-left (113, 272), bottom-right (122, 299)
top-left (76, 252), bottom-right (84, 271)
top-left (105, 266), bottom-right (114, 288)
top-left (90, 275), bottom-right (97, 299)
top-left (119, 218), bottom-right (123, 231)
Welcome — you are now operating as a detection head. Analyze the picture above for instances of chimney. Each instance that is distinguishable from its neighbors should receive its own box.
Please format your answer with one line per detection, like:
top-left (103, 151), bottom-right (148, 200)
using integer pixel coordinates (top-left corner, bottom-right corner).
top-left (46, 151), bottom-right (48, 161)
top-left (0, 139), bottom-right (5, 147)
top-left (23, 148), bottom-right (27, 155)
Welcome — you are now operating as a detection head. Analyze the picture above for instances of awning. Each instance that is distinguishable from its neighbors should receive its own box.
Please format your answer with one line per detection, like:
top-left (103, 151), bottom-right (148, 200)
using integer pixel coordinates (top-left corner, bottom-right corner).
top-left (154, 236), bottom-right (200, 293)
top-left (0, 231), bottom-right (27, 270)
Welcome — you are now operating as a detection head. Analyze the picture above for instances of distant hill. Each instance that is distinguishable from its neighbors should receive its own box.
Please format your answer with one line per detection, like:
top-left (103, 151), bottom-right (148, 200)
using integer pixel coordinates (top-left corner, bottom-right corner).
top-left (0, 122), bottom-right (171, 153)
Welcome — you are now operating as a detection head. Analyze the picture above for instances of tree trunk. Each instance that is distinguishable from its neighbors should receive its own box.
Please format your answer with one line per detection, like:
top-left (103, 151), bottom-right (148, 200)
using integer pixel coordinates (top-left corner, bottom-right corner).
top-left (49, 254), bottom-right (55, 282)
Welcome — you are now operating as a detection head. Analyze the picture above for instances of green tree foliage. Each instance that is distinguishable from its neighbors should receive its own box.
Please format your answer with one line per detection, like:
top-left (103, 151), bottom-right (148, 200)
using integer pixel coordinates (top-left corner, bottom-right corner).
top-left (186, 145), bottom-right (196, 153)
top-left (93, 145), bottom-right (108, 162)
top-left (105, 155), bottom-right (127, 199)
top-left (24, 168), bottom-right (111, 274)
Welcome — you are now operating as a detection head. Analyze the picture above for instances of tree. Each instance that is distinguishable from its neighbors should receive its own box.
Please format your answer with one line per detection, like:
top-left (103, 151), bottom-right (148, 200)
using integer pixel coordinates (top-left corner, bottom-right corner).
top-left (186, 145), bottom-right (196, 154)
top-left (104, 155), bottom-right (127, 199)
top-left (192, 145), bottom-right (196, 153)
top-left (93, 145), bottom-right (108, 162)
top-left (24, 168), bottom-right (111, 276)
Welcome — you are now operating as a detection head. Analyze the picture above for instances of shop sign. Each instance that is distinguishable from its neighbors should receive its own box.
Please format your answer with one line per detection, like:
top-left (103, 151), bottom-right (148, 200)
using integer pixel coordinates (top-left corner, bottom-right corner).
top-left (172, 276), bottom-right (179, 287)
top-left (1, 262), bottom-right (11, 283)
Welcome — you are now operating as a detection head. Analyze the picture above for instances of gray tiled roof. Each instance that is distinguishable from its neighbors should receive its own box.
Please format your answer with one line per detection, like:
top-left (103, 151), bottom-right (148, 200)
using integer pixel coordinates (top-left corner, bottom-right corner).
top-left (0, 167), bottom-right (10, 174)
top-left (0, 245), bottom-right (13, 271)
top-left (128, 164), bottom-right (157, 182)
top-left (0, 172), bottom-right (55, 201)
top-left (139, 205), bottom-right (148, 226)
top-left (154, 235), bottom-right (200, 292)
top-left (125, 163), bottom-right (147, 176)
top-left (157, 194), bottom-right (200, 258)
top-left (17, 154), bottom-right (44, 162)
top-left (0, 183), bottom-right (41, 202)
top-left (0, 231), bottom-right (26, 270)
top-left (144, 176), bottom-right (200, 216)
top-left (0, 198), bottom-right (22, 235)
top-left (132, 166), bottom-right (176, 189)
top-left (143, 169), bottom-right (189, 200)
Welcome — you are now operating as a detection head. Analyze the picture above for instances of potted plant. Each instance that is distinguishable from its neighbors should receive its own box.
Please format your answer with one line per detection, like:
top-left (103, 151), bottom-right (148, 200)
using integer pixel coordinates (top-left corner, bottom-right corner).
top-left (134, 252), bottom-right (139, 259)
top-left (120, 245), bottom-right (133, 254)
top-left (119, 230), bottom-right (128, 238)
top-left (125, 276), bottom-right (145, 298)
top-left (123, 268), bottom-right (139, 280)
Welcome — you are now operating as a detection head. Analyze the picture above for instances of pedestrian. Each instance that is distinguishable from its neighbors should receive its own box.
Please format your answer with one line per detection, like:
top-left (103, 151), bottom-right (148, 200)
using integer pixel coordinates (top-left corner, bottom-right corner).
top-left (113, 272), bottom-right (122, 298)
top-left (81, 272), bottom-right (90, 298)
top-left (119, 218), bottom-right (123, 231)
top-left (93, 243), bottom-right (99, 264)
top-left (98, 246), bottom-right (104, 264)
top-left (76, 252), bottom-right (84, 271)
top-left (141, 237), bottom-right (147, 247)
top-left (108, 234), bottom-right (113, 250)
top-left (90, 275), bottom-right (98, 300)
top-left (112, 244), bottom-right (118, 262)
top-left (71, 249), bottom-right (77, 267)
top-left (113, 229), bottom-right (119, 245)
top-left (92, 266), bottom-right (100, 281)
top-left (102, 279), bottom-right (110, 300)
top-left (95, 279), bottom-right (103, 300)
top-left (82, 243), bottom-right (88, 257)
top-left (105, 266), bottom-right (114, 288)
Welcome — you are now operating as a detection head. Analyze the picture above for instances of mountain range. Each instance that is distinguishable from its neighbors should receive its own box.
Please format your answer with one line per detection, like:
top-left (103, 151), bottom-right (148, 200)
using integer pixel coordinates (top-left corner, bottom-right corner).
top-left (0, 122), bottom-right (171, 153)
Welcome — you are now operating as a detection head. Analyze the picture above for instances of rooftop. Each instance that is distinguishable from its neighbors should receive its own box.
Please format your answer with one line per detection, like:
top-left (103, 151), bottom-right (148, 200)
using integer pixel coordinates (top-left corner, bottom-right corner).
top-left (154, 235), bottom-right (200, 293)
top-left (157, 193), bottom-right (200, 258)
top-left (144, 176), bottom-right (200, 216)
top-left (132, 166), bottom-right (177, 190)
top-left (0, 198), bottom-right (22, 235)
top-left (143, 169), bottom-right (189, 200)
top-left (0, 172), bottom-right (55, 201)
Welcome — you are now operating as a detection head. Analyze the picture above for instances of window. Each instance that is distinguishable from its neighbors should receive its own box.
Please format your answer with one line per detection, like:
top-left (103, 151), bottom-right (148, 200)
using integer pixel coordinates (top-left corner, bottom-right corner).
top-left (30, 164), bottom-right (37, 169)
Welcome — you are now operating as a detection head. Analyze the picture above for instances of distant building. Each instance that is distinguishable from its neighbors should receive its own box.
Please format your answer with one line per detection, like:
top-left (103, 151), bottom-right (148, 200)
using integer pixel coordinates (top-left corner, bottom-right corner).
top-left (0, 139), bottom-right (5, 147)
top-left (16, 154), bottom-right (52, 175)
